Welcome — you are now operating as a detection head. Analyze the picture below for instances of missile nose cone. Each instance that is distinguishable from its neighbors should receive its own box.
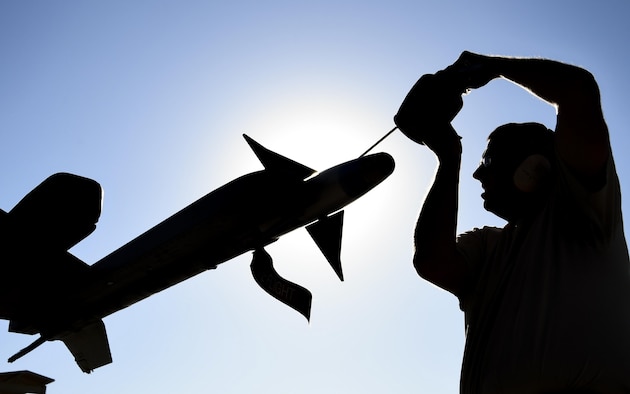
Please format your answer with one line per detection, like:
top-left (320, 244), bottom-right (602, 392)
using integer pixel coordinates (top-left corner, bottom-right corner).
top-left (361, 152), bottom-right (395, 184)
top-left (340, 153), bottom-right (395, 198)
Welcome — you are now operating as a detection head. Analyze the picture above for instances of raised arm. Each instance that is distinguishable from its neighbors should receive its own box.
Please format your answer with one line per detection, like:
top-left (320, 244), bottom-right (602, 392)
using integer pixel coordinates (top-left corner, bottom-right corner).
top-left (452, 52), bottom-right (610, 182)
top-left (394, 73), bottom-right (470, 295)
top-left (411, 128), bottom-right (469, 295)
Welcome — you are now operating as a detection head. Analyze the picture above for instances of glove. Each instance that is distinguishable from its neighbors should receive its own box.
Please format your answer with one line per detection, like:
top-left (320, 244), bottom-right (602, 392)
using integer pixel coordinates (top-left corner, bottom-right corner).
top-left (394, 71), bottom-right (464, 145)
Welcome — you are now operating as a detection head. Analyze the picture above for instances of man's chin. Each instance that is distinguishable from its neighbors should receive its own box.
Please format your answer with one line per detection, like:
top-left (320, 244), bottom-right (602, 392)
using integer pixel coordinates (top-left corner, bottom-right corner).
top-left (483, 200), bottom-right (510, 221)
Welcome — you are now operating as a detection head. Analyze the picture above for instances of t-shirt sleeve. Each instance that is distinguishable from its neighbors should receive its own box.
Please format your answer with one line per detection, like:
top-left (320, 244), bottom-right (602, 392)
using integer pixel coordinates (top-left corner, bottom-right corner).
top-left (456, 226), bottom-right (502, 312)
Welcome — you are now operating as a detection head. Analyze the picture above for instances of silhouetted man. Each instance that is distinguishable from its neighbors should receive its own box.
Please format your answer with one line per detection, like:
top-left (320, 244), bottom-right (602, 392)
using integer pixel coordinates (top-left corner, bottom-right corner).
top-left (395, 51), bottom-right (630, 393)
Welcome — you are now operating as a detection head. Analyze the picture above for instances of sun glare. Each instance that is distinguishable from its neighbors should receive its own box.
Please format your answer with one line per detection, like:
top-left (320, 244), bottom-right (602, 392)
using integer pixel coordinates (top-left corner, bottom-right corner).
top-left (184, 77), bottom-right (438, 295)
top-left (255, 104), bottom-right (381, 168)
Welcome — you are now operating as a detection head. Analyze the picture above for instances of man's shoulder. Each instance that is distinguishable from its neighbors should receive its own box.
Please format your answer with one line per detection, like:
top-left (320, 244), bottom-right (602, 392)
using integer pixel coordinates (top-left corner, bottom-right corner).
top-left (456, 225), bottom-right (506, 263)
top-left (459, 225), bottom-right (504, 240)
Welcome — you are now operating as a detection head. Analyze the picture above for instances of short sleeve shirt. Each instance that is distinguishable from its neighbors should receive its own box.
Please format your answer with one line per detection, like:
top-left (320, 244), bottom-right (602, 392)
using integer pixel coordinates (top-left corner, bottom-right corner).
top-left (456, 150), bottom-right (630, 394)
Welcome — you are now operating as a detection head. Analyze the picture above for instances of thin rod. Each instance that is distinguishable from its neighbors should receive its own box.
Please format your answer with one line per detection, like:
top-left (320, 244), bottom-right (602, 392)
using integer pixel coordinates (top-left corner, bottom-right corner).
top-left (358, 126), bottom-right (398, 158)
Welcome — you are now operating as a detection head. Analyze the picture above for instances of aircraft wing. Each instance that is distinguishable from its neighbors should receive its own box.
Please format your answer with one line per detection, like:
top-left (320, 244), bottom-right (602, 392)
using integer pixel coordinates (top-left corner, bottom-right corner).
top-left (59, 320), bottom-right (112, 373)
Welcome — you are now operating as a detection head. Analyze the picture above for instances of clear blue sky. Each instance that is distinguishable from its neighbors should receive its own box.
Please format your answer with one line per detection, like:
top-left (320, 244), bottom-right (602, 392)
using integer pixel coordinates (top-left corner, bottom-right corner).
top-left (1, 1), bottom-right (629, 393)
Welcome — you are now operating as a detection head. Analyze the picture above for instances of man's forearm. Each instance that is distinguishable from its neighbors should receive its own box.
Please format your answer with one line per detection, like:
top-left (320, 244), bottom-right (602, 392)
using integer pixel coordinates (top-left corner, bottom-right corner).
top-left (413, 157), bottom-right (465, 293)
top-left (415, 160), bottom-right (460, 259)
top-left (483, 55), bottom-right (601, 109)
top-left (476, 53), bottom-right (609, 177)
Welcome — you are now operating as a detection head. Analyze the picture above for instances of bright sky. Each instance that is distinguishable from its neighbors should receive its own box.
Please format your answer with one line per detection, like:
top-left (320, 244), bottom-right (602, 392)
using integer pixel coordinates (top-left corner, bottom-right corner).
top-left (1, 1), bottom-right (629, 393)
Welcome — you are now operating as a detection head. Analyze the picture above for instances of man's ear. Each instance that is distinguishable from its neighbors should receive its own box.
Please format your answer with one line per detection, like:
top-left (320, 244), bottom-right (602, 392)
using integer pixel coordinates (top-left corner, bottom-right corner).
top-left (513, 154), bottom-right (551, 193)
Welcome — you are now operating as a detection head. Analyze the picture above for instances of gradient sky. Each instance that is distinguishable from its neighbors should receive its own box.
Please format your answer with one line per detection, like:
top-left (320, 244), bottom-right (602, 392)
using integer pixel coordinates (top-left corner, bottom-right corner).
top-left (1, 1), bottom-right (629, 393)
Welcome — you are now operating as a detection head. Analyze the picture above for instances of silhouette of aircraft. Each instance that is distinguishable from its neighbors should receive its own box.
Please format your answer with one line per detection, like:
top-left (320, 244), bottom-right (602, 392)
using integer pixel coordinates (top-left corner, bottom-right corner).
top-left (0, 135), bottom-right (394, 373)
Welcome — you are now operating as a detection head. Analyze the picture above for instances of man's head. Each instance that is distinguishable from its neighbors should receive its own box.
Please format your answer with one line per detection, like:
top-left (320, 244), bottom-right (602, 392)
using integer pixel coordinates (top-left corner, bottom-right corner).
top-left (473, 122), bottom-right (554, 222)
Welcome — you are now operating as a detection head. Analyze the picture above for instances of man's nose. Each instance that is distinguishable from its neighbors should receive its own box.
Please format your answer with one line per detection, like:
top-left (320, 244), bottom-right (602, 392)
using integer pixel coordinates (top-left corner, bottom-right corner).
top-left (473, 164), bottom-right (484, 180)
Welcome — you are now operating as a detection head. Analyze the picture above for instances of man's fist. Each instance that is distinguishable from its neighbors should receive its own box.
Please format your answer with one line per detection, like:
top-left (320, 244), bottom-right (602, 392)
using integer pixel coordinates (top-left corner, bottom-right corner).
top-left (394, 72), bottom-right (463, 145)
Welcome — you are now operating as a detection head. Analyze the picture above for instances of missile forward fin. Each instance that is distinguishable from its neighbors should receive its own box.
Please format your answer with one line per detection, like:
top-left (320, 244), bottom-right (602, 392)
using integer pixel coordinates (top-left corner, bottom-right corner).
top-left (306, 211), bottom-right (344, 281)
top-left (8, 336), bottom-right (46, 364)
top-left (250, 248), bottom-right (312, 321)
top-left (243, 134), bottom-right (316, 180)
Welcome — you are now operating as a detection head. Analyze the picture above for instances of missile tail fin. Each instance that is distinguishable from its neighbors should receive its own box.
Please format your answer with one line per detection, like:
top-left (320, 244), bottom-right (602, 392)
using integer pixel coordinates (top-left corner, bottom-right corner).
top-left (306, 211), bottom-right (344, 281)
top-left (243, 134), bottom-right (316, 180)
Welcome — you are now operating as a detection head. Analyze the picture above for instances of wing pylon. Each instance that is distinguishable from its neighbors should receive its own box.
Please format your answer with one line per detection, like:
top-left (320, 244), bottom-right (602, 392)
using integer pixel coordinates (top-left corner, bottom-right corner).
top-left (60, 320), bottom-right (112, 374)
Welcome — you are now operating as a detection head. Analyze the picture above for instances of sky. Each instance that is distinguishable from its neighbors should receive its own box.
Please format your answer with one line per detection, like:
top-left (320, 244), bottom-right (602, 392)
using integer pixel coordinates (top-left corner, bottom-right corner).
top-left (1, 1), bottom-right (629, 393)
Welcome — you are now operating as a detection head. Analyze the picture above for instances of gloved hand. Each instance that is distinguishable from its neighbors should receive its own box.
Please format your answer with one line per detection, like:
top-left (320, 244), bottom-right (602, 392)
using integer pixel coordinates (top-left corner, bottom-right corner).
top-left (394, 51), bottom-right (497, 148)
top-left (394, 70), bottom-right (464, 146)
top-left (446, 51), bottom-right (497, 90)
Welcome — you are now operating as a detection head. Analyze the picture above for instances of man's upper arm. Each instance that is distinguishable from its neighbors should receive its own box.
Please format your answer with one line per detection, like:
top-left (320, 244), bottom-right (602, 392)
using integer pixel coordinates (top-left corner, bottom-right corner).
top-left (414, 227), bottom-right (491, 298)
top-left (413, 247), bottom-right (470, 297)
top-left (554, 68), bottom-right (610, 185)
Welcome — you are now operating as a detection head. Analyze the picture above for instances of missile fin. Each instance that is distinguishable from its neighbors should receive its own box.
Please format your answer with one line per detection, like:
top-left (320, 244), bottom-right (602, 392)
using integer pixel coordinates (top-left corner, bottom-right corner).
top-left (251, 248), bottom-right (312, 321)
top-left (243, 134), bottom-right (316, 180)
top-left (306, 210), bottom-right (344, 281)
